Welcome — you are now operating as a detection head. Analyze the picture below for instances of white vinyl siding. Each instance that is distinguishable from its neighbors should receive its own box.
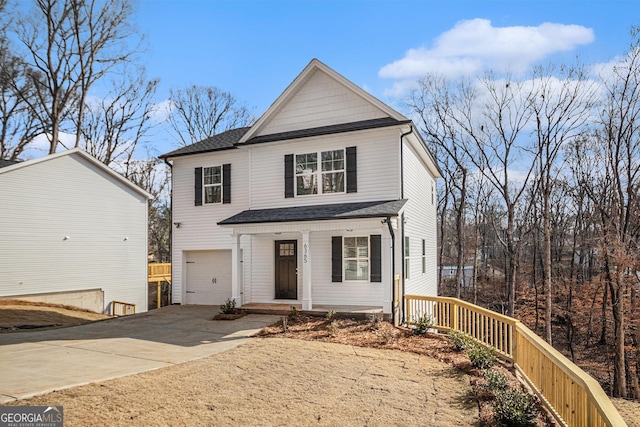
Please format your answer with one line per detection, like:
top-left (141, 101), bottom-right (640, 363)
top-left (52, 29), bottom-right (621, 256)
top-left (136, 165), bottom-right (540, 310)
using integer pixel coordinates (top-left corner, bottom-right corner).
top-left (170, 151), bottom-right (250, 303)
top-left (402, 140), bottom-right (438, 297)
top-left (259, 69), bottom-right (387, 135)
top-left (0, 152), bottom-right (149, 314)
top-left (250, 127), bottom-right (400, 209)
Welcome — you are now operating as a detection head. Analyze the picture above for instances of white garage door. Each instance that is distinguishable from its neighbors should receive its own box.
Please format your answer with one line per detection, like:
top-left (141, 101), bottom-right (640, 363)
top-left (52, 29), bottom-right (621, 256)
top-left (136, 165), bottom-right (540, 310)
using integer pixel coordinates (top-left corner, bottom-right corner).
top-left (184, 250), bottom-right (232, 305)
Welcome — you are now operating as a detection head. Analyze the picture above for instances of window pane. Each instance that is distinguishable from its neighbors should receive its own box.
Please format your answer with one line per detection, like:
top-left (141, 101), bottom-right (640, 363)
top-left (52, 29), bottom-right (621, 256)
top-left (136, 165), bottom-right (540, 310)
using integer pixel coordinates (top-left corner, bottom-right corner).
top-left (296, 175), bottom-right (317, 195)
top-left (296, 153), bottom-right (317, 174)
top-left (279, 243), bottom-right (294, 256)
top-left (204, 166), bottom-right (221, 185)
top-left (204, 185), bottom-right (221, 204)
top-left (345, 260), bottom-right (369, 280)
top-left (322, 172), bottom-right (344, 193)
top-left (321, 150), bottom-right (344, 171)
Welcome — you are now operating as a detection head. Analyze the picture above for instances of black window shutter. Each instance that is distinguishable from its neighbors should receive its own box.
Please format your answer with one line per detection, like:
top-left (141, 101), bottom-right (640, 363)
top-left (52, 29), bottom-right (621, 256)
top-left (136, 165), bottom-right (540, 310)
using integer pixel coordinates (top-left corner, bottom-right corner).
top-left (370, 234), bottom-right (382, 282)
top-left (331, 236), bottom-right (342, 282)
top-left (222, 164), bottom-right (231, 204)
top-left (194, 167), bottom-right (203, 206)
top-left (346, 146), bottom-right (357, 193)
top-left (284, 154), bottom-right (294, 198)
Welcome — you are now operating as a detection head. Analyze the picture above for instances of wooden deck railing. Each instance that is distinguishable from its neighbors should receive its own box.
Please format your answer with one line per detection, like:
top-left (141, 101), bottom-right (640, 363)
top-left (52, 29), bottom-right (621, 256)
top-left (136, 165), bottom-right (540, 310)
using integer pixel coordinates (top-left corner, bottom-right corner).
top-left (148, 263), bottom-right (171, 283)
top-left (148, 263), bottom-right (171, 309)
top-left (405, 295), bottom-right (627, 427)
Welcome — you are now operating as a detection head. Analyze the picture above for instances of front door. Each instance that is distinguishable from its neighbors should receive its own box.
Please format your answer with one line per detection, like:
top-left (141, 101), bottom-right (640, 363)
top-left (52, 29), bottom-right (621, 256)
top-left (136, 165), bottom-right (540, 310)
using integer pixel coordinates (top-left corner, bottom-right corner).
top-left (275, 240), bottom-right (297, 299)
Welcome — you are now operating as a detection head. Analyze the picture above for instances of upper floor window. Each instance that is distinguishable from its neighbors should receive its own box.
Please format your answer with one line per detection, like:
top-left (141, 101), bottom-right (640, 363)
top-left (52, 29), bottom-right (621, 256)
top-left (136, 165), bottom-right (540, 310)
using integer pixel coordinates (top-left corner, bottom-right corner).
top-left (194, 164), bottom-right (231, 206)
top-left (295, 149), bottom-right (344, 196)
top-left (204, 166), bottom-right (222, 204)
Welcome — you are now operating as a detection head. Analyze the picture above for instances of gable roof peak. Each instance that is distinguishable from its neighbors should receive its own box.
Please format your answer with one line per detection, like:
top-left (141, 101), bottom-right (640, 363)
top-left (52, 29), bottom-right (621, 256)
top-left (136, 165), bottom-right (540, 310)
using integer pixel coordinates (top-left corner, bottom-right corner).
top-left (238, 58), bottom-right (407, 144)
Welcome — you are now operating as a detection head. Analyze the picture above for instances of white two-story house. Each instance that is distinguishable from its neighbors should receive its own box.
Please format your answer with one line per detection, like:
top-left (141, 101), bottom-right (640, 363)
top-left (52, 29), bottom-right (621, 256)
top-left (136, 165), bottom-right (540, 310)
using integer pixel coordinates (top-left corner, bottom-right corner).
top-left (160, 59), bottom-right (440, 323)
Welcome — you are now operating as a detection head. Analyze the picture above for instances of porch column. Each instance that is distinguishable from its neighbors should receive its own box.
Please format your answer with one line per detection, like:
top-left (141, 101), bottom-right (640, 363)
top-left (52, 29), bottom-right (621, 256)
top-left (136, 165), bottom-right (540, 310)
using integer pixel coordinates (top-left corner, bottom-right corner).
top-left (301, 230), bottom-right (312, 310)
top-left (231, 233), bottom-right (242, 307)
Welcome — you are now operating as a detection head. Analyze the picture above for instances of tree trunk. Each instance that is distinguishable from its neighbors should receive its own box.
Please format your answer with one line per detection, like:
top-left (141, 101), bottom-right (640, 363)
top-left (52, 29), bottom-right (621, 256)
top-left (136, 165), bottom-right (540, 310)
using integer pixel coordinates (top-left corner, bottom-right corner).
top-left (544, 195), bottom-right (553, 345)
top-left (608, 267), bottom-right (627, 397)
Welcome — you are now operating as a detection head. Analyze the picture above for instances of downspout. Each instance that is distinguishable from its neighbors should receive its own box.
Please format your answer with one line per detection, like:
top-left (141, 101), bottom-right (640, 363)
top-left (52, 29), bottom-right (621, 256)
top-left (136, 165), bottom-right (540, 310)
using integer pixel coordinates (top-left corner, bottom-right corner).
top-left (399, 126), bottom-right (412, 324)
top-left (386, 216), bottom-right (396, 324)
top-left (163, 158), bottom-right (174, 304)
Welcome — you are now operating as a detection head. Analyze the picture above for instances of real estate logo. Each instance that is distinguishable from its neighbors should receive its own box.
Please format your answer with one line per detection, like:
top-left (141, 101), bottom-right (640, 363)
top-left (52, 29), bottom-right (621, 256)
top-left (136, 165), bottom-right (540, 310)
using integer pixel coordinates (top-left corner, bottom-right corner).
top-left (0, 406), bottom-right (63, 427)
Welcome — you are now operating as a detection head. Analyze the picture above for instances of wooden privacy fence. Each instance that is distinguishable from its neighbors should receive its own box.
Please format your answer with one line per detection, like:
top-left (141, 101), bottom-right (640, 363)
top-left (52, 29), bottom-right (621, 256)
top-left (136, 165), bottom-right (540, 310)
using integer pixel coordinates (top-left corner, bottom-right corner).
top-left (405, 295), bottom-right (627, 427)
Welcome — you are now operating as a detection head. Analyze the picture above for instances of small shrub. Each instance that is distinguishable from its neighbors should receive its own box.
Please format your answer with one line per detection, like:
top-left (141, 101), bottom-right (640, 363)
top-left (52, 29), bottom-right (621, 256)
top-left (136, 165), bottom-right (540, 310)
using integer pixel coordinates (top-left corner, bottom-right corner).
top-left (448, 330), bottom-right (474, 351)
top-left (326, 320), bottom-right (339, 336)
top-left (288, 306), bottom-right (299, 319)
top-left (219, 298), bottom-right (236, 314)
top-left (466, 343), bottom-right (496, 370)
top-left (482, 369), bottom-right (508, 392)
top-left (325, 309), bottom-right (336, 320)
top-left (366, 313), bottom-right (382, 330)
top-left (281, 316), bottom-right (288, 333)
top-left (493, 388), bottom-right (539, 427)
top-left (411, 314), bottom-right (434, 335)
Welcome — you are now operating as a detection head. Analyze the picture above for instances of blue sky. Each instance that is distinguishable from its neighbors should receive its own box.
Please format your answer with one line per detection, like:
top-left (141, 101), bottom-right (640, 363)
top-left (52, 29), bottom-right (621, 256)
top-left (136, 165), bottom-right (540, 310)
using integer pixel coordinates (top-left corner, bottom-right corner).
top-left (21, 0), bottom-right (639, 157)
top-left (133, 0), bottom-right (638, 154)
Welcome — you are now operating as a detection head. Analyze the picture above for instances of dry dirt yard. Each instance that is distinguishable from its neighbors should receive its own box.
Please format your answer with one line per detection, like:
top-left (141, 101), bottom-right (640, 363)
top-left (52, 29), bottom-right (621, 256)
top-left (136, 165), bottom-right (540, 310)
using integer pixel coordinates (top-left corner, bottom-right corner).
top-left (0, 299), bottom-right (110, 332)
top-left (1, 302), bottom-right (638, 426)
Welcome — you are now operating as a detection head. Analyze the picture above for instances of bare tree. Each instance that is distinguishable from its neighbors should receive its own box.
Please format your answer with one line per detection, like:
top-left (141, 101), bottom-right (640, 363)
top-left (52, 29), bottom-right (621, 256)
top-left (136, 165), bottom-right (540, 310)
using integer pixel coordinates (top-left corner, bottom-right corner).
top-left (12, 0), bottom-right (139, 154)
top-left (568, 28), bottom-right (640, 397)
top-left (453, 74), bottom-right (538, 317)
top-left (125, 159), bottom-right (171, 263)
top-left (411, 74), bottom-right (471, 298)
top-left (77, 69), bottom-right (158, 169)
top-left (0, 41), bottom-right (43, 159)
top-left (528, 64), bottom-right (598, 344)
top-left (167, 85), bottom-right (254, 146)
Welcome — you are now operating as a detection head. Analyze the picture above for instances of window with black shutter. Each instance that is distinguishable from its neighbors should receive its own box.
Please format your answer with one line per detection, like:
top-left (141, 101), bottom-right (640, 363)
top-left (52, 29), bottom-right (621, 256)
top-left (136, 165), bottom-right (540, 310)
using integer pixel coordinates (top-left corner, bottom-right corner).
top-left (194, 167), bottom-right (203, 206)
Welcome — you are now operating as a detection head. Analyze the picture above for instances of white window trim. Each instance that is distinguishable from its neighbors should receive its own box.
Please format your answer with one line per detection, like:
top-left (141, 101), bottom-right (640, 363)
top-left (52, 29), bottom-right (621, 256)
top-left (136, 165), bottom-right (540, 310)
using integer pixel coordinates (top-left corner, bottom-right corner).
top-left (422, 239), bottom-right (426, 274)
top-left (203, 165), bottom-right (222, 204)
top-left (343, 235), bottom-right (370, 282)
top-left (295, 149), bottom-right (346, 197)
top-left (404, 236), bottom-right (410, 280)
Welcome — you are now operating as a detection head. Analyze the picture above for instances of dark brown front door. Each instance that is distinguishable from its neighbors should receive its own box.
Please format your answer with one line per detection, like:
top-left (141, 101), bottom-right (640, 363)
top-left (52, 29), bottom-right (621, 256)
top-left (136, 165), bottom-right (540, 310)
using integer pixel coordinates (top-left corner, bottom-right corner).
top-left (275, 240), bottom-right (297, 299)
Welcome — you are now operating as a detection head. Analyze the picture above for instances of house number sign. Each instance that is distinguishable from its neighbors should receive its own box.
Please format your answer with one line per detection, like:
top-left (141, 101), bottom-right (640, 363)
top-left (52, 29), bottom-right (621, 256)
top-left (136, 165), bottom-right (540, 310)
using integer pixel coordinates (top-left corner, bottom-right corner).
top-left (303, 243), bottom-right (308, 264)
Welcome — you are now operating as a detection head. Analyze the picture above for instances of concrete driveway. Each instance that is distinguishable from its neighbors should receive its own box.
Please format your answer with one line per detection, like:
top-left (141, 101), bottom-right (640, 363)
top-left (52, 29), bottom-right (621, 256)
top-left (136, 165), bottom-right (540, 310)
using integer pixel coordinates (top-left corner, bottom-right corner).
top-left (0, 306), bottom-right (280, 403)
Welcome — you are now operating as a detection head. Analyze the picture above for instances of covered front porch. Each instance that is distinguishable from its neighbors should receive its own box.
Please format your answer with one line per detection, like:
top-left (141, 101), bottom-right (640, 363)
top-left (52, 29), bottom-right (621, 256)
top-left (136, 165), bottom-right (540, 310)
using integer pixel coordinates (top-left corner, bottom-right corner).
top-left (218, 199), bottom-right (406, 319)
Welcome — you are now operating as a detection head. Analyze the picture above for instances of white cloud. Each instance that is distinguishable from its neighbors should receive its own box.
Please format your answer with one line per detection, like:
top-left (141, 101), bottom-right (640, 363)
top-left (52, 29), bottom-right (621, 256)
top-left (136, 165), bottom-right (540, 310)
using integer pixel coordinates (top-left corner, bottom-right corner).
top-left (149, 99), bottom-right (174, 124)
top-left (380, 19), bottom-right (594, 84)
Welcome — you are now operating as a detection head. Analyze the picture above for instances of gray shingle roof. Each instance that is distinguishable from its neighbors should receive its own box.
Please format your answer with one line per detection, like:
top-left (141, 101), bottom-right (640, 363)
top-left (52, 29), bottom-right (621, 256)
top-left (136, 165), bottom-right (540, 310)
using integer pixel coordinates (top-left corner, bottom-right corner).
top-left (159, 127), bottom-right (250, 159)
top-left (240, 117), bottom-right (409, 145)
top-left (218, 199), bottom-right (407, 225)
top-left (159, 118), bottom-right (410, 159)
top-left (0, 159), bottom-right (20, 168)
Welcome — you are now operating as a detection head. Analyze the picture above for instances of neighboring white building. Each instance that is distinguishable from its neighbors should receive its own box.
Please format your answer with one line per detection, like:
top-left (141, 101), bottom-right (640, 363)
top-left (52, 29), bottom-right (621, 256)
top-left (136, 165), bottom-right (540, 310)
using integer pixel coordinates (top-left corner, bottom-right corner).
top-left (439, 266), bottom-right (475, 287)
top-left (0, 149), bottom-right (151, 314)
top-left (160, 59), bottom-right (441, 322)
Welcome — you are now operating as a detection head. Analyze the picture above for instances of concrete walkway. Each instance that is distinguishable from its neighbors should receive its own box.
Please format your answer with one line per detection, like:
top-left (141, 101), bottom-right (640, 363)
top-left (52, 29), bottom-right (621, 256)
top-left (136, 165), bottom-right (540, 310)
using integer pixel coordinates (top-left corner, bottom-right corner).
top-left (0, 306), bottom-right (280, 403)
